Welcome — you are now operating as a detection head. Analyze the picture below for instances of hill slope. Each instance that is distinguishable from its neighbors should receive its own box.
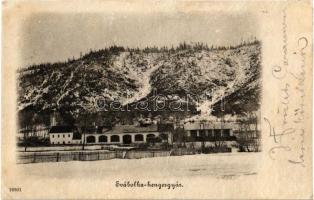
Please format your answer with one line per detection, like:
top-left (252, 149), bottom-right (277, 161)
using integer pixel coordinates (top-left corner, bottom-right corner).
top-left (18, 41), bottom-right (261, 124)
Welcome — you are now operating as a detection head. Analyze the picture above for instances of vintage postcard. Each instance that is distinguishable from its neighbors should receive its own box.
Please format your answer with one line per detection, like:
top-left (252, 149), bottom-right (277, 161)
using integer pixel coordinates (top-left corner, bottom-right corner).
top-left (2, 0), bottom-right (313, 199)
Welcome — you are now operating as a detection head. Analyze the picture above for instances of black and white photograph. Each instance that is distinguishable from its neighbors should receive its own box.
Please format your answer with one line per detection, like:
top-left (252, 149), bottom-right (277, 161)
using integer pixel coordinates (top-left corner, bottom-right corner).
top-left (17, 9), bottom-right (262, 174)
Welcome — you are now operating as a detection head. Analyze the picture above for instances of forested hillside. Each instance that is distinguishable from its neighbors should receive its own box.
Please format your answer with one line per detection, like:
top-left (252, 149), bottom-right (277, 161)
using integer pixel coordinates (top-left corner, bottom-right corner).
top-left (18, 41), bottom-right (261, 126)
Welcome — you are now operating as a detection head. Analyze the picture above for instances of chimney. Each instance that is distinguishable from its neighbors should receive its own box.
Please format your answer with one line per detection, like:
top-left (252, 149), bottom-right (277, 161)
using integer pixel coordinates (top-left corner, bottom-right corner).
top-left (50, 110), bottom-right (57, 127)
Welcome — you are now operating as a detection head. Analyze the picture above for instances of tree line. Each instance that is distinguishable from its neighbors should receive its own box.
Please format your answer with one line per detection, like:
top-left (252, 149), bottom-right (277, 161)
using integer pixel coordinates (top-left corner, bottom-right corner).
top-left (18, 39), bottom-right (260, 72)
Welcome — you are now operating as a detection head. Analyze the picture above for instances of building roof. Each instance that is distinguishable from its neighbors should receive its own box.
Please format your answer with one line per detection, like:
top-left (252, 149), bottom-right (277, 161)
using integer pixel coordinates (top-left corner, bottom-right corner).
top-left (82, 126), bottom-right (112, 134)
top-left (105, 124), bottom-right (159, 135)
top-left (49, 126), bottom-right (76, 133)
top-left (80, 124), bottom-right (164, 135)
top-left (184, 121), bottom-right (237, 130)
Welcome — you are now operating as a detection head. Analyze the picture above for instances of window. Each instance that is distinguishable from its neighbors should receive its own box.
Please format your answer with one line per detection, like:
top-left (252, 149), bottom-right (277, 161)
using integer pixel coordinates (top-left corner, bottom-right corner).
top-left (214, 129), bottom-right (221, 137)
top-left (99, 135), bottom-right (107, 143)
top-left (58, 135), bottom-right (60, 138)
top-left (135, 134), bottom-right (144, 141)
top-left (52, 135), bottom-right (54, 138)
top-left (223, 129), bottom-right (230, 137)
top-left (199, 130), bottom-right (206, 137)
top-left (63, 141), bottom-right (65, 144)
top-left (52, 142), bottom-right (54, 144)
top-left (146, 134), bottom-right (155, 139)
top-left (68, 141), bottom-right (71, 144)
top-left (63, 134), bottom-right (65, 138)
top-left (123, 135), bottom-right (132, 144)
top-left (146, 134), bottom-right (157, 143)
top-left (86, 136), bottom-right (96, 143)
top-left (190, 130), bottom-right (197, 138)
top-left (111, 135), bottom-right (120, 142)
top-left (68, 134), bottom-right (71, 137)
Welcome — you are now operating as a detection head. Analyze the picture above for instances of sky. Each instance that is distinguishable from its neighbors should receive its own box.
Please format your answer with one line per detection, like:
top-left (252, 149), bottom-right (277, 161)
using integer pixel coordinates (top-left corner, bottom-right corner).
top-left (20, 11), bottom-right (257, 67)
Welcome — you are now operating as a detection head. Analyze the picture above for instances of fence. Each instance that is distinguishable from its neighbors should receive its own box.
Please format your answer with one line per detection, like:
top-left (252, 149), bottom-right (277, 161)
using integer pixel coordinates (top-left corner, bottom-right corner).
top-left (17, 150), bottom-right (171, 164)
top-left (170, 148), bottom-right (196, 156)
top-left (125, 151), bottom-right (170, 159)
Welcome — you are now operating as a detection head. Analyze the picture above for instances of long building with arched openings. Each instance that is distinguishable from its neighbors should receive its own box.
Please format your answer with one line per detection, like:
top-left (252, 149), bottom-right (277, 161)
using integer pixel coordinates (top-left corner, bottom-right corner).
top-left (48, 123), bottom-right (173, 146)
top-left (82, 124), bottom-right (172, 145)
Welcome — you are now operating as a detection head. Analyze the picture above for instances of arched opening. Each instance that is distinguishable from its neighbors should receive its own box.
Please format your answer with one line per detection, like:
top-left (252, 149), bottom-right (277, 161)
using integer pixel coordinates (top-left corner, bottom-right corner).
top-left (147, 134), bottom-right (155, 138)
top-left (123, 135), bottom-right (132, 144)
top-left (99, 135), bottom-right (107, 143)
top-left (135, 134), bottom-right (144, 142)
top-left (86, 136), bottom-right (96, 143)
top-left (146, 134), bottom-right (156, 143)
top-left (111, 135), bottom-right (120, 142)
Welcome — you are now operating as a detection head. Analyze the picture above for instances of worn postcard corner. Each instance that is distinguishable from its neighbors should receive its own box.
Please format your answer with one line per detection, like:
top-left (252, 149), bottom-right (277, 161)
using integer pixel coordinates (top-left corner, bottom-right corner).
top-left (1, 0), bottom-right (313, 199)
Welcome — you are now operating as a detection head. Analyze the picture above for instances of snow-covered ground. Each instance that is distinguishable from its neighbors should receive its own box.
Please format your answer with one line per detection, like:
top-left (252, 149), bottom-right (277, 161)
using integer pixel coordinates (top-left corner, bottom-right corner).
top-left (19, 152), bottom-right (260, 180)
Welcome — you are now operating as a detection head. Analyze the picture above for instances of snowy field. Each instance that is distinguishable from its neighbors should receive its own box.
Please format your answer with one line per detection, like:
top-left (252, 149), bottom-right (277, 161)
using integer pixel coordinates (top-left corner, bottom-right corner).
top-left (19, 152), bottom-right (260, 180)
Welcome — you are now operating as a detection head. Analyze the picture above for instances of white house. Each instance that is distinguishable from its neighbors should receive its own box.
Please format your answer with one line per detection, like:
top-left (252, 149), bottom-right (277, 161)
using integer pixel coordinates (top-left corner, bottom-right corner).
top-left (49, 126), bottom-right (81, 145)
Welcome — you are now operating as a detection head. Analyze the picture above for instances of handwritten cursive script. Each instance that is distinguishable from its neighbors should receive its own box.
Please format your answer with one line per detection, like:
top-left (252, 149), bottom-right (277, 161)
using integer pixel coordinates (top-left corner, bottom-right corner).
top-left (265, 9), bottom-right (308, 167)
